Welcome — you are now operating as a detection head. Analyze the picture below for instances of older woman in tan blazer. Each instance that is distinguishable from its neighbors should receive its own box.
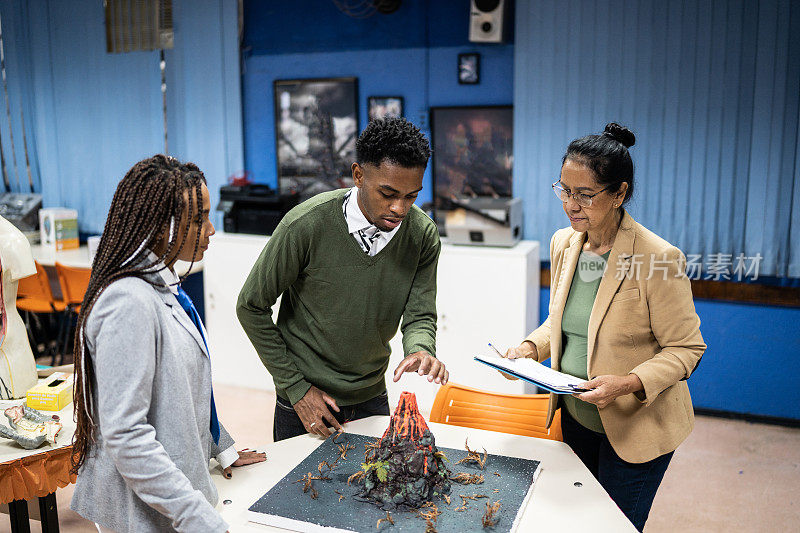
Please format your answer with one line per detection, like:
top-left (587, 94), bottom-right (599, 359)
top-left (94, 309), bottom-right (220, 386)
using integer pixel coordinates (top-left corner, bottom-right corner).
top-left (505, 123), bottom-right (705, 531)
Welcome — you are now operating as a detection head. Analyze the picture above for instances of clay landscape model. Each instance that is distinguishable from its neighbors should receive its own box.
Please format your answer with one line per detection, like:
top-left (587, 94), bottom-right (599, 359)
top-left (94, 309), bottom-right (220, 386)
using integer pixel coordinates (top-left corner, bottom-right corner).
top-left (247, 391), bottom-right (541, 532)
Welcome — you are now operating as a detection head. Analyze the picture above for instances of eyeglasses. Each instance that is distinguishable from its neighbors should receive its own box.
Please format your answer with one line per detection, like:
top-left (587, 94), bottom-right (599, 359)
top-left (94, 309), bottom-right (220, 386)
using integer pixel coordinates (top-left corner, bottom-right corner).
top-left (552, 181), bottom-right (612, 208)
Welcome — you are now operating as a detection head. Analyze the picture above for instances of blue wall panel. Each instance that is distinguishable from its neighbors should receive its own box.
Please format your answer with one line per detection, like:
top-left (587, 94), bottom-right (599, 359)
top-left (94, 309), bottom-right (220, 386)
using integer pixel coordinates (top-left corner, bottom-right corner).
top-left (514, 0), bottom-right (800, 277)
top-left (6, 0), bottom-right (243, 233)
top-left (240, 0), bottom-right (514, 206)
top-left (241, 44), bottom-right (513, 206)
top-left (243, 1), bottom-right (427, 54)
top-left (427, 46), bottom-right (514, 108)
top-left (242, 48), bottom-right (431, 200)
top-left (690, 299), bottom-right (800, 420)
top-left (166, 0), bottom-right (244, 228)
top-left (28, 0), bottom-right (163, 231)
top-left (0, 1), bottom-right (44, 194)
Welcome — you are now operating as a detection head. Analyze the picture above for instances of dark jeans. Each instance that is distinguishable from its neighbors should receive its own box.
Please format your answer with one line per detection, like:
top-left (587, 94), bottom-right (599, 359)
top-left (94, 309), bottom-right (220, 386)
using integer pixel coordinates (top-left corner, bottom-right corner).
top-left (273, 391), bottom-right (390, 442)
top-left (561, 408), bottom-right (673, 532)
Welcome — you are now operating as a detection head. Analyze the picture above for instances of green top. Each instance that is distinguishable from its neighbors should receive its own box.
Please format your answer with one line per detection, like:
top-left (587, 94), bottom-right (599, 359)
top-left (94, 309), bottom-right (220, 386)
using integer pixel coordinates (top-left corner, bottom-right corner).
top-left (236, 189), bottom-right (441, 406)
top-left (560, 250), bottom-right (611, 433)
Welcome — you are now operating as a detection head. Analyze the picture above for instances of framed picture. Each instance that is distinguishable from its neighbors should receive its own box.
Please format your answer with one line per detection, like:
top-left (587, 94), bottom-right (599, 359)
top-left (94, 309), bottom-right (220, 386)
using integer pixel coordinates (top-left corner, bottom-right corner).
top-left (430, 105), bottom-right (513, 220)
top-left (367, 96), bottom-right (404, 122)
top-left (458, 53), bottom-right (480, 84)
top-left (273, 77), bottom-right (359, 196)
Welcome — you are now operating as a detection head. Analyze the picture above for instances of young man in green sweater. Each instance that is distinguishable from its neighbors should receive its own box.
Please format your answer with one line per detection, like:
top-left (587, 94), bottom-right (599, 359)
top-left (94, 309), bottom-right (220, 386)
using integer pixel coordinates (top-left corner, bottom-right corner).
top-left (237, 117), bottom-right (448, 441)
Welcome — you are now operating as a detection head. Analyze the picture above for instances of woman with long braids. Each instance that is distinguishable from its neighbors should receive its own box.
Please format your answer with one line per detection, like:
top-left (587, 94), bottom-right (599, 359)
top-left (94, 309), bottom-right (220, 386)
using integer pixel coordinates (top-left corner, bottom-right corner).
top-left (70, 155), bottom-right (264, 532)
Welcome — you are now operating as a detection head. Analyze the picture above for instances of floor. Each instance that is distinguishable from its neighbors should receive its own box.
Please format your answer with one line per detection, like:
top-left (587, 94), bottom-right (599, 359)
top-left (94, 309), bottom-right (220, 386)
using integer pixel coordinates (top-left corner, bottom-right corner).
top-left (4, 384), bottom-right (798, 532)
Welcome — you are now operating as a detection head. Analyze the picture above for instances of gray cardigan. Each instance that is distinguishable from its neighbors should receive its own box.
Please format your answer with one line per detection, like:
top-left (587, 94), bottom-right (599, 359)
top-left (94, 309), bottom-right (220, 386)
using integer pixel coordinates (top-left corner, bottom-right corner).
top-left (71, 274), bottom-right (234, 532)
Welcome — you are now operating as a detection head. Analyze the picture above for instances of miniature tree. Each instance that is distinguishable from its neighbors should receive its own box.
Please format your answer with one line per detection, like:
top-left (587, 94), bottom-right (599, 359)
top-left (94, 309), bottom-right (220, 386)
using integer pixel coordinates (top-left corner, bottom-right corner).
top-left (353, 392), bottom-right (451, 510)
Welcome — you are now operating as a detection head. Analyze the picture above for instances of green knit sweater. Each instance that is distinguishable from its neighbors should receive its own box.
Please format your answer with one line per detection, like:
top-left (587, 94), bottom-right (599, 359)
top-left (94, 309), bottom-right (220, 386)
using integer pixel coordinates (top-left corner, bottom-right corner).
top-left (236, 189), bottom-right (440, 406)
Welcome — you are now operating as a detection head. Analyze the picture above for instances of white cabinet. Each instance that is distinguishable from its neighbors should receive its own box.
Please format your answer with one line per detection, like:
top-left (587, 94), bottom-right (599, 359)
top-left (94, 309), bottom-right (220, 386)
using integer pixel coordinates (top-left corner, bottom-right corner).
top-left (203, 233), bottom-right (276, 391)
top-left (204, 233), bottom-right (540, 413)
top-left (386, 241), bottom-right (540, 414)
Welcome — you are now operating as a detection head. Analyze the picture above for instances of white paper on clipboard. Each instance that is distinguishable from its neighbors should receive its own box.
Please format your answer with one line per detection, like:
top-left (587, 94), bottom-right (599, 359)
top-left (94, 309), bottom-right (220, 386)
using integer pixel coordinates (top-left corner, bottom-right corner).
top-left (474, 353), bottom-right (588, 394)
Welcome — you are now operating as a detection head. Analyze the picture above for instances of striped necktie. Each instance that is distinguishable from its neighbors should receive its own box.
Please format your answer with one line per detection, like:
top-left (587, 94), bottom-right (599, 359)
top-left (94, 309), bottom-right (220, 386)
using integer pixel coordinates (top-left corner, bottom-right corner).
top-left (357, 226), bottom-right (381, 255)
top-left (175, 286), bottom-right (220, 445)
top-left (344, 189), bottom-right (382, 255)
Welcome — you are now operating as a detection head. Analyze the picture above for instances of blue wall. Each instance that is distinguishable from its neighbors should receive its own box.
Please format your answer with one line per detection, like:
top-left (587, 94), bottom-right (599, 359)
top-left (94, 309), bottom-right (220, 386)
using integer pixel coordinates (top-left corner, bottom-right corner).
top-left (513, 0), bottom-right (800, 278)
top-left (0, 2), bottom-right (44, 194)
top-left (691, 299), bottom-right (800, 420)
top-left (241, 0), bottom-right (514, 206)
top-left (4, 0), bottom-right (243, 233)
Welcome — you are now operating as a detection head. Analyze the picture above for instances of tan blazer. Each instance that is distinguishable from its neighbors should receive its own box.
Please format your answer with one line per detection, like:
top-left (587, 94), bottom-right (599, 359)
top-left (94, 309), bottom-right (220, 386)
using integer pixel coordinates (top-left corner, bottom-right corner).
top-left (527, 211), bottom-right (706, 463)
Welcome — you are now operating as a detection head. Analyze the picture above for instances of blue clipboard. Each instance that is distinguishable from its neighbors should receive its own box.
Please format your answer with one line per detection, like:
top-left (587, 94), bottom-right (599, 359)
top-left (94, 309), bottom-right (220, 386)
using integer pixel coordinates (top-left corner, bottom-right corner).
top-left (474, 356), bottom-right (588, 394)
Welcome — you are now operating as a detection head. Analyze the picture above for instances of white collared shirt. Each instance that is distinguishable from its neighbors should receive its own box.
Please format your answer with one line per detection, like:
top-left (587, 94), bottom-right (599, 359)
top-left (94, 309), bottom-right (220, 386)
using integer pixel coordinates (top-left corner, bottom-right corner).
top-left (342, 187), bottom-right (401, 256)
top-left (145, 251), bottom-right (238, 469)
top-left (147, 250), bottom-right (180, 294)
top-left (147, 251), bottom-right (212, 342)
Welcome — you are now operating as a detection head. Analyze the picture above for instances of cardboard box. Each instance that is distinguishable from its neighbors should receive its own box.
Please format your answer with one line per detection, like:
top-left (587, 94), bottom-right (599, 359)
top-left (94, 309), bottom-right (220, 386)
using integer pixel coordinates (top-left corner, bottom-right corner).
top-left (39, 208), bottom-right (79, 251)
top-left (26, 372), bottom-right (73, 411)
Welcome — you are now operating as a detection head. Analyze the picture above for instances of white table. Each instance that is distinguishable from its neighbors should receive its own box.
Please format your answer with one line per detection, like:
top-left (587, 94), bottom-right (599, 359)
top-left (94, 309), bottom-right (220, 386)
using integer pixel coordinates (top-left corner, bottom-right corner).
top-left (29, 245), bottom-right (93, 270)
top-left (29, 244), bottom-right (203, 276)
top-left (213, 417), bottom-right (635, 532)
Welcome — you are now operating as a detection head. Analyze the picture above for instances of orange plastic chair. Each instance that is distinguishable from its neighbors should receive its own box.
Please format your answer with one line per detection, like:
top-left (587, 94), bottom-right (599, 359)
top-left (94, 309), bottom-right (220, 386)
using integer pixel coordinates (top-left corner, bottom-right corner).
top-left (54, 262), bottom-right (92, 363)
top-left (16, 261), bottom-right (67, 314)
top-left (430, 382), bottom-right (562, 441)
top-left (54, 262), bottom-right (91, 312)
top-left (16, 261), bottom-right (68, 363)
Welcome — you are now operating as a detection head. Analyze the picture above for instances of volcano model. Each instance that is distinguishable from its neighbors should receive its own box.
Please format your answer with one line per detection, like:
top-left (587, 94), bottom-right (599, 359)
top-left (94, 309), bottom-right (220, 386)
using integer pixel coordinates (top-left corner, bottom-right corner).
top-left (353, 391), bottom-right (451, 510)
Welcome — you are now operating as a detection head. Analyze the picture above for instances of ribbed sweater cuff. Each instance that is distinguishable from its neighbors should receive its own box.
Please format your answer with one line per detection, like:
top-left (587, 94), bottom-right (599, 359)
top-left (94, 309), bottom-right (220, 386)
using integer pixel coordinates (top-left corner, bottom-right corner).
top-left (404, 345), bottom-right (436, 358)
top-left (285, 380), bottom-right (313, 405)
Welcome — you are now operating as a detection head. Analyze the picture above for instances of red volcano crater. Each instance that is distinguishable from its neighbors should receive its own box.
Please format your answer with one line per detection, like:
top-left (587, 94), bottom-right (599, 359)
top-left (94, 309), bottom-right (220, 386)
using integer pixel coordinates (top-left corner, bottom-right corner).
top-left (355, 392), bottom-right (451, 509)
top-left (381, 391), bottom-right (431, 443)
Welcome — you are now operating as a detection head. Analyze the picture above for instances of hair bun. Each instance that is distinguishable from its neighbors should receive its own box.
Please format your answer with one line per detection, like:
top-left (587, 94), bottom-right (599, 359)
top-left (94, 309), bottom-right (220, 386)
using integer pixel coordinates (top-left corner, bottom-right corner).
top-left (603, 122), bottom-right (636, 148)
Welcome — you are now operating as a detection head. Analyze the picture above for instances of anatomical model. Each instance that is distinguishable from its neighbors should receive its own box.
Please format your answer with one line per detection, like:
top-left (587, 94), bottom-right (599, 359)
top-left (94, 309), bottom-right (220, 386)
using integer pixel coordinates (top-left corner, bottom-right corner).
top-left (0, 215), bottom-right (37, 399)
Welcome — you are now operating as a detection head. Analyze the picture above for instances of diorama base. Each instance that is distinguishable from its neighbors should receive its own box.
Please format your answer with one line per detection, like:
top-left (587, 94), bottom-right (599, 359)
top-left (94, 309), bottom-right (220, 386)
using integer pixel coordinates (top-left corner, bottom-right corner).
top-left (247, 433), bottom-right (541, 533)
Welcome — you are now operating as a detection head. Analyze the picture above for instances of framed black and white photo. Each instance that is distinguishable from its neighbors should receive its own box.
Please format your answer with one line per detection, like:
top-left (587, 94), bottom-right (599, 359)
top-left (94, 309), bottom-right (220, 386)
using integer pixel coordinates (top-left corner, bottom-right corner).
top-left (367, 96), bottom-right (404, 122)
top-left (458, 53), bottom-right (480, 84)
top-left (430, 105), bottom-right (513, 213)
top-left (273, 77), bottom-right (359, 196)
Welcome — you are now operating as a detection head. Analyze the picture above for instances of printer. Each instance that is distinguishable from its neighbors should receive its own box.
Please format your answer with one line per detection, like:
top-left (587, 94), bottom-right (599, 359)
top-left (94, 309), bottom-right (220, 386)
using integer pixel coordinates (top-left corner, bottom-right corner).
top-left (0, 193), bottom-right (42, 242)
top-left (217, 184), bottom-right (298, 235)
top-left (443, 196), bottom-right (522, 247)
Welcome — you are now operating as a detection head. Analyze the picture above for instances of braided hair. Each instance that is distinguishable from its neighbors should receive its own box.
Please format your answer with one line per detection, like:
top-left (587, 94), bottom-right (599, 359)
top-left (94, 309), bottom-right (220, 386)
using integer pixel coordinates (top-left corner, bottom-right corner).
top-left (71, 154), bottom-right (206, 474)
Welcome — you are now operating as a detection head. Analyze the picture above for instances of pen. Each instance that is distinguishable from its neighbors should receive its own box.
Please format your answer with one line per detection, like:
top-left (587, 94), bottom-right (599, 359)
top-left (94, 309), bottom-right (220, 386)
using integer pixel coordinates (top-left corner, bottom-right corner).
top-left (488, 342), bottom-right (504, 358)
